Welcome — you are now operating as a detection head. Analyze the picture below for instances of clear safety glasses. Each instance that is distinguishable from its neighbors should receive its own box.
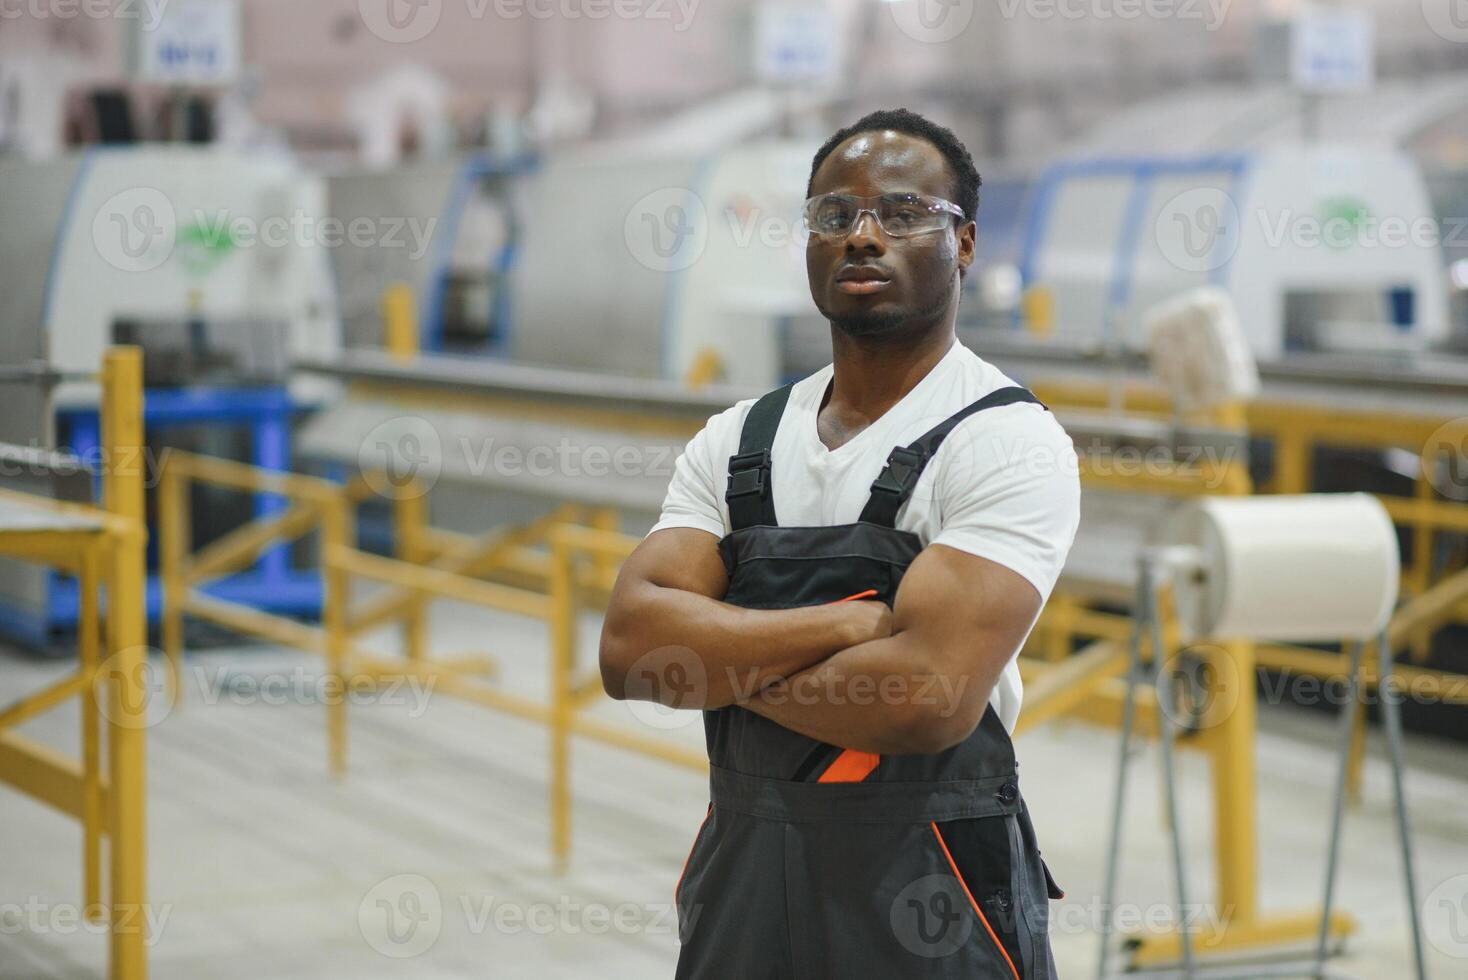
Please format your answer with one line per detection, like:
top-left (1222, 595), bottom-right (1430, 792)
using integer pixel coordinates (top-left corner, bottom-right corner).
top-left (802, 192), bottom-right (966, 241)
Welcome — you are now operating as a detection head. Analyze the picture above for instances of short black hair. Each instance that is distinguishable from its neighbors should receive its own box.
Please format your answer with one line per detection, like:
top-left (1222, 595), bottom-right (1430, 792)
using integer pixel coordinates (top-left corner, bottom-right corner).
top-left (806, 108), bottom-right (981, 221)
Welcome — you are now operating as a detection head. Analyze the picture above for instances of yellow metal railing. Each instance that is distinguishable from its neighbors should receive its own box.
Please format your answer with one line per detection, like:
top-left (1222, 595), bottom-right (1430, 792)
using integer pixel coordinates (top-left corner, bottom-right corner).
top-left (158, 456), bottom-right (706, 872)
top-left (0, 348), bottom-right (150, 980)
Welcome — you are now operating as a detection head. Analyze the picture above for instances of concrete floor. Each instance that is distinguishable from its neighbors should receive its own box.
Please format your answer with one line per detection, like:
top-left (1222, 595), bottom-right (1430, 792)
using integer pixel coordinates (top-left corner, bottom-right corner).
top-left (2, 602), bottom-right (1466, 979)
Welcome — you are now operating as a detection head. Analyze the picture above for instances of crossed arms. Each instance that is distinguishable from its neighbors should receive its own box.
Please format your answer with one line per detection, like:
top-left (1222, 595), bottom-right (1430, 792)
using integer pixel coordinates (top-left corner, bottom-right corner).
top-left (598, 527), bottom-right (1042, 755)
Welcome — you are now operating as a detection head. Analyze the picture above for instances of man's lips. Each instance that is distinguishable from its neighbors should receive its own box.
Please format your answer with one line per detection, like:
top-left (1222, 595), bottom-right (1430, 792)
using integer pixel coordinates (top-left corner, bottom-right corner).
top-left (835, 266), bottom-right (892, 295)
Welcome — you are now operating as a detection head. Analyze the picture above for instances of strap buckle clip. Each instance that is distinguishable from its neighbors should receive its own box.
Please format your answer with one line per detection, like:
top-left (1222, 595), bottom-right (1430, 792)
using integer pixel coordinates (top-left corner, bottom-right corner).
top-left (726, 450), bottom-right (772, 498)
top-left (869, 446), bottom-right (927, 498)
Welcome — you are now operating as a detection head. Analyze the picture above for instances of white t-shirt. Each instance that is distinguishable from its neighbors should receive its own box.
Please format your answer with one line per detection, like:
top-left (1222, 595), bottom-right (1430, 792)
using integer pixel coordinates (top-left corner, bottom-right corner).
top-left (650, 340), bottom-right (1081, 733)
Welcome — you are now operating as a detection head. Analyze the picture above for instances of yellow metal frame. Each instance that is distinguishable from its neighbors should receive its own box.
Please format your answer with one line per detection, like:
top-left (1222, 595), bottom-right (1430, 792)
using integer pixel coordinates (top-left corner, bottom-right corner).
top-left (1021, 374), bottom-right (1468, 966)
top-left (158, 453), bottom-right (706, 872)
top-left (0, 348), bottom-right (150, 980)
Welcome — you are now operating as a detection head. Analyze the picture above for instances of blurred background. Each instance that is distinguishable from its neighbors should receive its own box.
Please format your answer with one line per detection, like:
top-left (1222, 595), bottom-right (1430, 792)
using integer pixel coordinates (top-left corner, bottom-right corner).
top-left (3, 1), bottom-right (1468, 978)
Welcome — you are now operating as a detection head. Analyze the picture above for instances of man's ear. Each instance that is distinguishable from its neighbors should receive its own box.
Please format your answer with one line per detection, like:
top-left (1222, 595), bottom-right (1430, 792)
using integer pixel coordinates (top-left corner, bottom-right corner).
top-left (956, 219), bottom-right (976, 278)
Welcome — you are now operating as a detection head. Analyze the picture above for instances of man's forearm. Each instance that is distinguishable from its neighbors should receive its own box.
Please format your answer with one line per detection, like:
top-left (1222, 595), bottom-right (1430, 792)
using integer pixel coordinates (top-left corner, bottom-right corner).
top-left (741, 633), bottom-right (997, 755)
top-left (600, 584), bottom-right (872, 707)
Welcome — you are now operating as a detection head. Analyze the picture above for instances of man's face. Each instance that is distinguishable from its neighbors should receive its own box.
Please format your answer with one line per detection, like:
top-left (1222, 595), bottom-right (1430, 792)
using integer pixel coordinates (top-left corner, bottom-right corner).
top-left (805, 130), bottom-right (975, 339)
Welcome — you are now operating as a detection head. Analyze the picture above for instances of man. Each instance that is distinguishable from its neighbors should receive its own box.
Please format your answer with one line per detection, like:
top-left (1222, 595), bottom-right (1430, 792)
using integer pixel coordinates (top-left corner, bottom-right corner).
top-left (601, 108), bottom-right (1080, 979)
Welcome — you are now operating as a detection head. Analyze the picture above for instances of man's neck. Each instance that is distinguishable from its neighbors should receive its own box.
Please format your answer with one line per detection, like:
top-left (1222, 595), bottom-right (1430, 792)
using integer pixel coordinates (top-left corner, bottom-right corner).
top-left (824, 323), bottom-right (957, 422)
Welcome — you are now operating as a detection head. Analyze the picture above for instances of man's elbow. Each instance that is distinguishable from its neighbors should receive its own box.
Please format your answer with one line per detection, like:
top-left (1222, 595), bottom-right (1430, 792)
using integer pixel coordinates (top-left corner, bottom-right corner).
top-left (598, 611), bottom-right (637, 700)
top-left (891, 700), bottom-right (983, 755)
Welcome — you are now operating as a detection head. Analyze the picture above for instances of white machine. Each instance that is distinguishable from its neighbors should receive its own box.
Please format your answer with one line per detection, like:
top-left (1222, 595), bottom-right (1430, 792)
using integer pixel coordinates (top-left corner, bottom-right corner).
top-left (1019, 143), bottom-right (1450, 357)
top-left (510, 140), bottom-right (820, 387)
top-left (0, 147), bottom-right (341, 642)
top-left (0, 146), bottom-right (341, 420)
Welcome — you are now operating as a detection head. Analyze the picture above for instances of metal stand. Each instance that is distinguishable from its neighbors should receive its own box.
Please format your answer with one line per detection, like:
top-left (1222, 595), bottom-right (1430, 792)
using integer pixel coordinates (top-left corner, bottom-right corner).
top-left (1099, 564), bottom-right (1429, 980)
top-left (1098, 553), bottom-right (1195, 979)
top-left (1312, 630), bottom-right (1428, 980)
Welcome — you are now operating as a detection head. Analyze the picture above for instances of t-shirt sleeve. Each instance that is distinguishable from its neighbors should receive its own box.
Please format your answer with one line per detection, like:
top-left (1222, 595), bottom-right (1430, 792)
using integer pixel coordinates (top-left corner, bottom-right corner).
top-left (929, 404), bottom-right (1081, 602)
top-left (647, 406), bottom-right (745, 540)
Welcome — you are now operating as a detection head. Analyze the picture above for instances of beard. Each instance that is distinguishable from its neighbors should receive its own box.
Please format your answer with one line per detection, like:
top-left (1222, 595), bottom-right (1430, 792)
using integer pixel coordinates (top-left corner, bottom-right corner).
top-left (819, 284), bottom-right (951, 340)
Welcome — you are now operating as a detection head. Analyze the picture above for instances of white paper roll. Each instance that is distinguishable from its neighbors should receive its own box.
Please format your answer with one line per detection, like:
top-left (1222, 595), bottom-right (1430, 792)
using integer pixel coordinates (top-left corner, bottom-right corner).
top-left (1160, 493), bottom-right (1399, 642)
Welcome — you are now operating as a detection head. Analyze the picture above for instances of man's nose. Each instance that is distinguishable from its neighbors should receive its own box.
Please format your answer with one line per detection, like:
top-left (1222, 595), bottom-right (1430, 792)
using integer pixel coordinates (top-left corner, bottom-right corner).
top-left (845, 210), bottom-right (886, 252)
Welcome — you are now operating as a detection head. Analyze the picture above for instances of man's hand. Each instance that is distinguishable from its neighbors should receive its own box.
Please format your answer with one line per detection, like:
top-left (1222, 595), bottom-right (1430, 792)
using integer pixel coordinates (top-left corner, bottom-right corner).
top-left (740, 544), bottom-right (1041, 755)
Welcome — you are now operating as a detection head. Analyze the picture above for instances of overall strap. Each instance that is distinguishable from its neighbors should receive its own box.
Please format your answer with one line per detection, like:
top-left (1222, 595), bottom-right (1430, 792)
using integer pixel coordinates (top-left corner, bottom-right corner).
top-left (858, 386), bottom-right (1047, 528)
top-left (726, 384), bottom-right (794, 531)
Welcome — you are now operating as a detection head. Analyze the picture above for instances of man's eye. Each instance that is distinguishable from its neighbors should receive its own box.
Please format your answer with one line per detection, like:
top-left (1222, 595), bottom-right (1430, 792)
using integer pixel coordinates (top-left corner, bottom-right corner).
top-left (817, 204), bottom-right (854, 227)
top-left (884, 209), bottom-right (923, 228)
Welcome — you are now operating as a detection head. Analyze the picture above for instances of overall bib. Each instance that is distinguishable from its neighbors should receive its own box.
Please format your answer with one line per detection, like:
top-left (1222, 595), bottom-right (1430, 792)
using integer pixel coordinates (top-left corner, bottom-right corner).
top-left (674, 384), bottom-right (1064, 980)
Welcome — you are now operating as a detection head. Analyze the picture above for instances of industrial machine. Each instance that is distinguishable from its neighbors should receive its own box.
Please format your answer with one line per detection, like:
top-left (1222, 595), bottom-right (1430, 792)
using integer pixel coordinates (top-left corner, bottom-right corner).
top-left (0, 146), bottom-right (341, 643)
top-left (1015, 144), bottom-right (1449, 356)
top-left (506, 141), bottom-right (1454, 388)
top-left (510, 139), bottom-right (822, 386)
top-left (328, 153), bottom-right (534, 356)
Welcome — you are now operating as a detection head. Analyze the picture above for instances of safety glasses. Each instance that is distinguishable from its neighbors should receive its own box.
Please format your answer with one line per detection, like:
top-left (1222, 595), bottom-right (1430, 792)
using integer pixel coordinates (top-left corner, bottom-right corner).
top-left (802, 192), bottom-right (966, 241)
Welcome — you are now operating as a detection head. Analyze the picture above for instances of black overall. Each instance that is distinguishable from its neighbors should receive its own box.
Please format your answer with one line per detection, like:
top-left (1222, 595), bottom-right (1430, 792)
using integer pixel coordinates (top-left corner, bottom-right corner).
top-left (674, 384), bottom-right (1064, 980)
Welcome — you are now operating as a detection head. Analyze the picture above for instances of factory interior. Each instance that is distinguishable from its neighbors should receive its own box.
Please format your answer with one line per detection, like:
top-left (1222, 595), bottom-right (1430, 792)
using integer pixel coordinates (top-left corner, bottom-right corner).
top-left (5, 1), bottom-right (1468, 978)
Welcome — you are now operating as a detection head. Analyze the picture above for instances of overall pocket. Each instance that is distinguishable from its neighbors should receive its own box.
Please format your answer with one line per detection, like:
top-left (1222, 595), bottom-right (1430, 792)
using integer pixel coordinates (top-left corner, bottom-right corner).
top-left (929, 818), bottom-right (1023, 980)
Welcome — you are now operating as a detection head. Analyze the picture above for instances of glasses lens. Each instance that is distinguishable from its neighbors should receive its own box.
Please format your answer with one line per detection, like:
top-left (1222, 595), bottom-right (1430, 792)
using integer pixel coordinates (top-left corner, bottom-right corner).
top-left (806, 195), bottom-right (858, 236)
top-left (876, 194), bottom-right (950, 237)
